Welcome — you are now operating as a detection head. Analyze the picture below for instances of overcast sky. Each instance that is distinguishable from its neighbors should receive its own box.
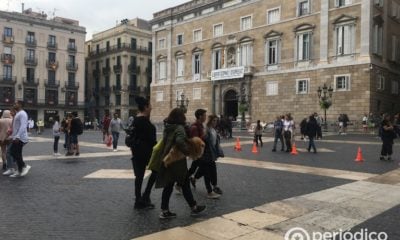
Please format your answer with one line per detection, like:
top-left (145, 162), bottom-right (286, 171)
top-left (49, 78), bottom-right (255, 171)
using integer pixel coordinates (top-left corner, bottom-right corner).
top-left (0, 0), bottom-right (188, 40)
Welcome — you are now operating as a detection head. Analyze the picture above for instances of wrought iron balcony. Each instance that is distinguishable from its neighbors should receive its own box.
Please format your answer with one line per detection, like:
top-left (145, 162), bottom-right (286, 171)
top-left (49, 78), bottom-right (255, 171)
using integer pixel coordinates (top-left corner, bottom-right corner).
top-left (0, 75), bottom-right (16, 85)
top-left (22, 77), bottom-right (39, 86)
top-left (24, 57), bottom-right (38, 66)
top-left (1, 54), bottom-right (15, 64)
top-left (128, 64), bottom-right (140, 74)
top-left (66, 62), bottom-right (78, 71)
top-left (102, 67), bottom-right (111, 76)
top-left (113, 64), bottom-right (122, 73)
top-left (46, 60), bottom-right (59, 70)
top-left (47, 42), bottom-right (58, 50)
top-left (65, 81), bottom-right (79, 90)
top-left (25, 37), bottom-right (37, 47)
top-left (2, 35), bottom-right (14, 44)
top-left (67, 43), bottom-right (77, 53)
top-left (45, 79), bottom-right (60, 88)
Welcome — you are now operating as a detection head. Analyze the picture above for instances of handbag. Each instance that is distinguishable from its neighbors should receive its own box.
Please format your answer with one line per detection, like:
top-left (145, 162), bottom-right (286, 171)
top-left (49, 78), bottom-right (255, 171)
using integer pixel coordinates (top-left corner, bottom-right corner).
top-left (147, 138), bottom-right (165, 172)
top-left (106, 135), bottom-right (112, 147)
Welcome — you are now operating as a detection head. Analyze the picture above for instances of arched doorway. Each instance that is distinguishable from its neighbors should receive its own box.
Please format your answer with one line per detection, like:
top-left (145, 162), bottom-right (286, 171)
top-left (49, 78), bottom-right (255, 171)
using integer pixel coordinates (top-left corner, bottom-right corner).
top-left (224, 89), bottom-right (238, 120)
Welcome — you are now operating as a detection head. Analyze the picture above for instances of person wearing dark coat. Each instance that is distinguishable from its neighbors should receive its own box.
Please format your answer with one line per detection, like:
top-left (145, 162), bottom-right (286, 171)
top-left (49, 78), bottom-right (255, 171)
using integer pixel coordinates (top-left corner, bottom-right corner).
top-left (300, 118), bottom-right (307, 140)
top-left (380, 115), bottom-right (396, 161)
top-left (306, 115), bottom-right (318, 153)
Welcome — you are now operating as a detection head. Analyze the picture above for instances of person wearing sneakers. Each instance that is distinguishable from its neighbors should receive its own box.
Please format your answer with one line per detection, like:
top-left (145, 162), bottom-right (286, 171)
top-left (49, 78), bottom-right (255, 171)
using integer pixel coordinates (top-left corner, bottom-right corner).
top-left (52, 115), bottom-right (61, 156)
top-left (9, 101), bottom-right (31, 177)
top-left (0, 110), bottom-right (13, 173)
top-left (69, 112), bottom-right (82, 156)
top-left (109, 113), bottom-right (124, 152)
top-left (156, 108), bottom-right (206, 219)
top-left (305, 114), bottom-right (318, 154)
top-left (380, 114), bottom-right (396, 161)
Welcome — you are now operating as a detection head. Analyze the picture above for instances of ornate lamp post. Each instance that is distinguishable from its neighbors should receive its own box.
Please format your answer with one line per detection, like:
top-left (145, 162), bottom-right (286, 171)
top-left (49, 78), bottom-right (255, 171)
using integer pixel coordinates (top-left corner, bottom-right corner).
top-left (317, 83), bottom-right (334, 131)
top-left (237, 87), bottom-right (248, 130)
top-left (176, 93), bottom-right (189, 113)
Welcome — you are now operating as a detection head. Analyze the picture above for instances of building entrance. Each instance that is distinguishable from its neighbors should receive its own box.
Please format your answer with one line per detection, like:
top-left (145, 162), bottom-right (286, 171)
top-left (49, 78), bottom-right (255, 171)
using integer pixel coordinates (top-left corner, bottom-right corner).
top-left (224, 90), bottom-right (238, 120)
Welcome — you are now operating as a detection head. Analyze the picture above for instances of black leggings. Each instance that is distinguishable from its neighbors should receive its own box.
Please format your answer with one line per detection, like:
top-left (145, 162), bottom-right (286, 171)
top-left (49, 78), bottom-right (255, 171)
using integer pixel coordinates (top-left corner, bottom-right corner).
top-left (197, 161), bottom-right (217, 193)
top-left (161, 177), bottom-right (196, 210)
top-left (254, 135), bottom-right (262, 146)
top-left (381, 140), bottom-right (393, 156)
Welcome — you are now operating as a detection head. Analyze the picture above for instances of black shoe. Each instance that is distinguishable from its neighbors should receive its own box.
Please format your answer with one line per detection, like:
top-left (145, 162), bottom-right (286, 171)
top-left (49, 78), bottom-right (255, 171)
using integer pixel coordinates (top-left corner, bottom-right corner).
top-left (159, 210), bottom-right (177, 219)
top-left (272, 149), bottom-right (276, 152)
top-left (280, 149), bottom-right (284, 151)
top-left (189, 177), bottom-right (196, 188)
top-left (387, 156), bottom-right (392, 161)
top-left (191, 205), bottom-right (206, 216)
top-left (213, 187), bottom-right (223, 195)
top-left (286, 149), bottom-right (290, 153)
top-left (2, 163), bottom-right (6, 171)
top-left (75, 152), bottom-right (80, 156)
top-left (379, 156), bottom-right (385, 161)
top-left (134, 201), bottom-right (146, 209)
top-left (307, 148), bottom-right (310, 152)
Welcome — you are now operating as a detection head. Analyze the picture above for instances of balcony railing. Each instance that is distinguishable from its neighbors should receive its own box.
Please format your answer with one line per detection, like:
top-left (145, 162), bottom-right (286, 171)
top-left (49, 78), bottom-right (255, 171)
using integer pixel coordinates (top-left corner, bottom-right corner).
top-left (88, 45), bottom-right (151, 58)
top-left (113, 64), bottom-right (122, 73)
top-left (22, 77), bottom-right (39, 86)
top-left (25, 38), bottom-right (37, 47)
top-left (128, 64), bottom-right (140, 74)
top-left (46, 60), bottom-right (59, 70)
top-left (2, 35), bottom-right (14, 44)
top-left (24, 95), bottom-right (37, 105)
top-left (102, 67), bottom-right (111, 75)
top-left (45, 79), bottom-right (60, 88)
top-left (67, 43), bottom-right (77, 53)
top-left (1, 54), bottom-right (15, 64)
top-left (65, 81), bottom-right (79, 90)
top-left (0, 75), bottom-right (16, 85)
top-left (66, 62), bottom-right (78, 71)
top-left (24, 57), bottom-right (38, 66)
top-left (47, 42), bottom-right (58, 50)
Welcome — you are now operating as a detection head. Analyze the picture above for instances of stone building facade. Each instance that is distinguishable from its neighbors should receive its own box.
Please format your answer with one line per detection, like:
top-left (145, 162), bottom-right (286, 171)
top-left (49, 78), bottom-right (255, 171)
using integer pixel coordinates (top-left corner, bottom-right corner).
top-left (150, 0), bottom-right (400, 124)
top-left (85, 18), bottom-right (152, 122)
top-left (0, 9), bottom-right (86, 125)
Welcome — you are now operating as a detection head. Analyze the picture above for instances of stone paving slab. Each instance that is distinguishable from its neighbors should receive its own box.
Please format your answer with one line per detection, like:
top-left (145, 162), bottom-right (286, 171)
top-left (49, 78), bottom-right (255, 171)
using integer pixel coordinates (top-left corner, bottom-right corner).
top-left (134, 227), bottom-right (211, 240)
top-left (231, 230), bottom-right (284, 240)
top-left (222, 209), bottom-right (288, 229)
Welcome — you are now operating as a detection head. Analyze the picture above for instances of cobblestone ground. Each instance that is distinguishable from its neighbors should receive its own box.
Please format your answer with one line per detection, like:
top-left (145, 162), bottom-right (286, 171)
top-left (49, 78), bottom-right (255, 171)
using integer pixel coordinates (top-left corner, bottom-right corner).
top-left (0, 130), bottom-right (398, 240)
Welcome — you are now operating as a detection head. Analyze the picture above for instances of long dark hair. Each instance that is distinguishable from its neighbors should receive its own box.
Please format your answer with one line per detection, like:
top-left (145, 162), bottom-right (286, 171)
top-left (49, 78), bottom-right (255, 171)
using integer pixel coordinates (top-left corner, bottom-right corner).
top-left (165, 108), bottom-right (186, 125)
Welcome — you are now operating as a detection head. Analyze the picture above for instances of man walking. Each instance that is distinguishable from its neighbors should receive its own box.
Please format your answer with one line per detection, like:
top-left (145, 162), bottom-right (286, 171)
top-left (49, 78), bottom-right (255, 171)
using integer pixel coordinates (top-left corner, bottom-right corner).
top-left (10, 101), bottom-right (31, 177)
top-left (68, 112), bottom-right (82, 156)
top-left (109, 113), bottom-right (124, 151)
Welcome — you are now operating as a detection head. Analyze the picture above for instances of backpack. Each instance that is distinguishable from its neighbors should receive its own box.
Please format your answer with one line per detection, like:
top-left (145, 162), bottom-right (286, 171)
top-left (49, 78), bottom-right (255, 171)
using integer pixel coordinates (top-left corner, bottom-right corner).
top-left (125, 122), bottom-right (137, 148)
top-left (76, 119), bottom-right (84, 135)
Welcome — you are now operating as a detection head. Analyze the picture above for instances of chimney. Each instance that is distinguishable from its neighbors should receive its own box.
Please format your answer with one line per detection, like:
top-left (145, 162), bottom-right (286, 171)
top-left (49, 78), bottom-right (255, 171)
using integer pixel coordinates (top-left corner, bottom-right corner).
top-left (22, 3), bottom-right (25, 13)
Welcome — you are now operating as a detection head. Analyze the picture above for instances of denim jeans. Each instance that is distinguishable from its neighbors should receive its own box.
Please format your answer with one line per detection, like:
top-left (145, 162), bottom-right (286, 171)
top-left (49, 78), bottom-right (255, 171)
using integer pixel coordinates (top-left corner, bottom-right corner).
top-left (308, 136), bottom-right (316, 152)
top-left (54, 136), bottom-right (60, 153)
top-left (6, 142), bottom-right (15, 169)
top-left (112, 131), bottom-right (119, 149)
top-left (273, 133), bottom-right (284, 150)
top-left (10, 141), bottom-right (26, 172)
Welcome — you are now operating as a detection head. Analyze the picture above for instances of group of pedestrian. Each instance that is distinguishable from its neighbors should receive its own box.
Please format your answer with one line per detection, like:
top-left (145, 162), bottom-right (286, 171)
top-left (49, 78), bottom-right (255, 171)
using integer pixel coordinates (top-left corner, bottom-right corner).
top-left (270, 113), bottom-right (296, 152)
top-left (0, 101), bottom-right (31, 177)
top-left (128, 97), bottom-right (226, 219)
top-left (379, 113), bottom-right (399, 161)
top-left (60, 112), bottom-right (82, 156)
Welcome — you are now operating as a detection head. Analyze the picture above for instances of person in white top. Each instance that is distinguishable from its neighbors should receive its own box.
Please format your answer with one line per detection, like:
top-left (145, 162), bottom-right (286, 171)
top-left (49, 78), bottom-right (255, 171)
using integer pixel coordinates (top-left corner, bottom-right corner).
top-left (27, 118), bottom-right (34, 133)
top-left (362, 113), bottom-right (368, 133)
top-left (9, 101), bottom-right (31, 177)
top-left (283, 114), bottom-right (294, 152)
top-left (53, 115), bottom-right (61, 156)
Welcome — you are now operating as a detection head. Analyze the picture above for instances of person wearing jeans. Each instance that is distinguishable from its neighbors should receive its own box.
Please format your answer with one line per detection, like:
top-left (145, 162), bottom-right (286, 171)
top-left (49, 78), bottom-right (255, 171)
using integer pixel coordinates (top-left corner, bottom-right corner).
top-left (53, 115), bottom-right (61, 156)
top-left (10, 101), bottom-right (30, 178)
top-left (306, 115), bottom-right (318, 153)
top-left (272, 116), bottom-right (284, 152)
top-left (109, 113), bottom-right (124, 152)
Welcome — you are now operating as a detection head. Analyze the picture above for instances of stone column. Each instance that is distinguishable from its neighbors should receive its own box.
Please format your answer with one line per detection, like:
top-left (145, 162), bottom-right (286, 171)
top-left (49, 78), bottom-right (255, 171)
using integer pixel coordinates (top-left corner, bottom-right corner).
top-left (319, 0), bottom-right (329, 64)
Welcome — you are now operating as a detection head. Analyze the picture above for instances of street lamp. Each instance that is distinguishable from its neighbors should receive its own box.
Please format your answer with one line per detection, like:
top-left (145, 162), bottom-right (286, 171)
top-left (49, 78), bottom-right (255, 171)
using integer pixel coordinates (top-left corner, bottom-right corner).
top-left (317, 83), bottom-right (333, 131)
top-left (237, 87), bottom-right (248, 130)
top-left (176, 93), bottom-right (189, 113)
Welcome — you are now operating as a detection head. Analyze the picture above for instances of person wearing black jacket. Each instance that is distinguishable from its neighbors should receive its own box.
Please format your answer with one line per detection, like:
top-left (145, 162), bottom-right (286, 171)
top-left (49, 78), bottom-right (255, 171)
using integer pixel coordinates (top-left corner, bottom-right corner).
top-left (380, 115), bottom-right (396, 161)
top-left (131, 97), bottom-right (157, 209)
top-left (306, 115), bottom-right (318, 153)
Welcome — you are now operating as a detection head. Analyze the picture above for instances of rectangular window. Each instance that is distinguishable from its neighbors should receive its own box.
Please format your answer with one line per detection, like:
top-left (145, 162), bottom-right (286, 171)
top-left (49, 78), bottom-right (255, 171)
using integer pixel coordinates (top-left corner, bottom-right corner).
top-left (48, 70), bottom-right (56, 83)
top-left (4, 27), bottom-right (12, 36)
top-left (240, 16), bottom-right (252, 30)
top-left (213, 24), bottom-right (223, 37)
top-left (26, 68), bottom-right (35, 81)
top-left (27, 49), bottom-right (35, 60)
top-left (373, 24), bottom-right (383, 55)
top-left (240, 43), bottom-right (252, 66)
top-left (335, 75), bottom-right (351, 91)
top-left (336, 0), bottom-right (352, 7)
top-left (68, 39), bottom-right (75, 47)
top-left (177, 34), bottom-right (183, 45)
top-left (117, 38), bottom-right (121, 49)
top-left (68, 55), bottom-right (75, 65)
top-left (68, 72), bottom-right (75, 85)
top-left (131, 38), bottom-right (137, 50)
top-left (266, 39), bottom-right (279, 65)
top-left (266, 82), bottom-right (279, 96)
top-left (106, 41), bottom-right (110, 51)
top-left (3, 65), bottom-right (12, 79)
top-left (267, 8), bottom-right (280, 24)
top-left (297, 32), bottom-right (311, 61)
top-left (156, 91), bottom-right (164, 102)
top-left (158, 38), bottom-right (166, 49)
top-left (116, 56), bottom-right (121, 65)
top-left (48, 35), bottom-right (56, 44)
top-left (377, 74), bottom-right (385, 90)
top-left (298, 0), bottom-right (310, 16)
top-left (212, 49), bottom-right (222, 70)
top-left (336, 25), bottom-right (354, 55)
top-left (48, 52), bottom-right (56, 62)
top-left (176, 57), bottom-right (184, 77)
top-left (392, 80), bottom-right (399, 94)
top-left (391, 35), bottom-right (398, 61)
top-left (193, 29), bottom-right (202, 42)
top-left (115, 95), bottom-right (121, 106)
top-left (193, 88), bottom-right (201, 100)
top-left (158, 61), bottom-right (166, 80)
top-left (176, 90), bottom-right (184, 101)
top-left (27, 31), bottom-right (35, 42)
top-left (296, 79), bottom-right (309, 94)
top-left (193, 54), bottom-right (201, 74)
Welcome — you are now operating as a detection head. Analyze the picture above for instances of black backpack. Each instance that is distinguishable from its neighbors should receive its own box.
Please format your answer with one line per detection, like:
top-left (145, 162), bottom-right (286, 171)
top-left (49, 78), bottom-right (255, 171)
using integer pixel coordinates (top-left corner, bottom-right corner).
top-left (125, 122), bottom-right (137, 148)
top-left (76, 119), bottom-right (84, 135)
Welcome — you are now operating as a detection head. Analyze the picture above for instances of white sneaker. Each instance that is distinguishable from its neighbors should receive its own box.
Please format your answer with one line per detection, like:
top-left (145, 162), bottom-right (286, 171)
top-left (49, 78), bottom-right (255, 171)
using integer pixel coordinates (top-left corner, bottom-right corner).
top-left (3, 168), bottom-right (15, 176)
top-left (20, 165), bottom-right (31, 177)
top-left (9, 171), bottom-right (21, 178)
top-left (113, 149), bottom-right (117, 152)
top-left (54, 153), bottom-right (62, 156)
top-left (207, 191), bottom-right (221, 199)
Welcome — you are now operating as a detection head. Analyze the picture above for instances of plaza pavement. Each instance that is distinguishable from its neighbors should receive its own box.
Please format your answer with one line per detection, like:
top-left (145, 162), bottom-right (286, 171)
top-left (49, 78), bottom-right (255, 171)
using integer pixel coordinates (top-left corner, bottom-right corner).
top-left (0, 130), bottom-right (398, 240)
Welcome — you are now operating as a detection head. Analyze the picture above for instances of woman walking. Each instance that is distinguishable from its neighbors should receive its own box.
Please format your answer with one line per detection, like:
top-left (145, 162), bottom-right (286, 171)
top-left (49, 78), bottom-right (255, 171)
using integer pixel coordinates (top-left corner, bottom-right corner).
top-left (254, 120), bottom-right (263, 147)
top-left (0, 110), bottom-right (13, 173)
top-left (52, 115), bottom-right (61, 156)
top-left (306, 115), bottom-right (318, 153)
top-left (155, 108), bottom-right (206, 219)
top-left (380, 115), bottom-right (396, 161)
top-left (130, 97), bottom-right (157, 209)
top-left (283, 114), bottom-right (294, 152)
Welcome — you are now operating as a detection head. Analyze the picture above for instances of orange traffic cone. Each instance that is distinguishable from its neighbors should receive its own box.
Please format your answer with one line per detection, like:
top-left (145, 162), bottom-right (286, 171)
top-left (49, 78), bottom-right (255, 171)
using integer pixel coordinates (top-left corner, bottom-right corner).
top-left (252, 142), bottom-right (258, 154)
top-left (355, 147), bottom-right (364, 162)
top-left (234, 137), bottom-right (242, 151)
top-left (290, 143), bottom-right (299, 155)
